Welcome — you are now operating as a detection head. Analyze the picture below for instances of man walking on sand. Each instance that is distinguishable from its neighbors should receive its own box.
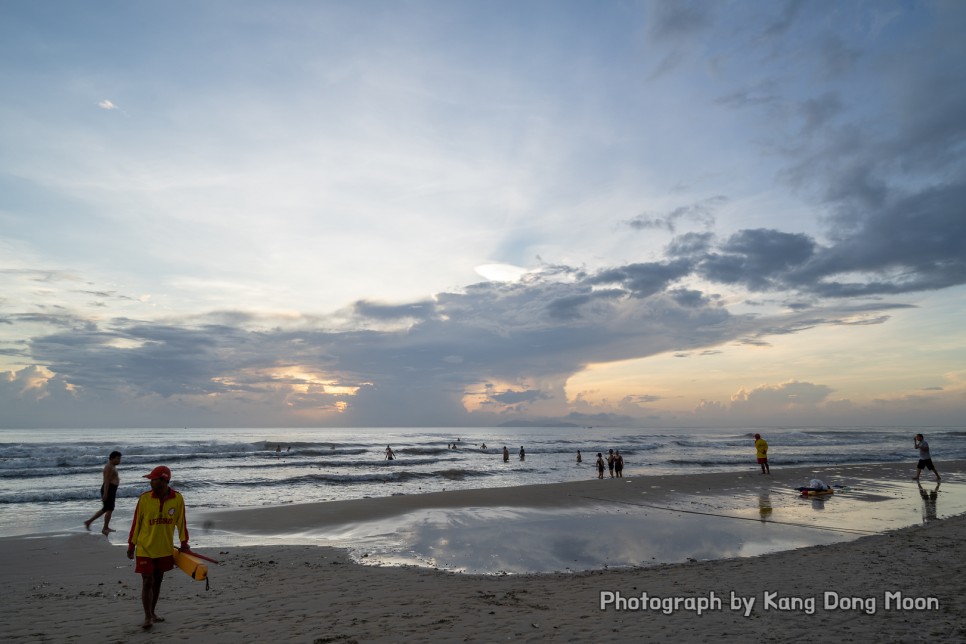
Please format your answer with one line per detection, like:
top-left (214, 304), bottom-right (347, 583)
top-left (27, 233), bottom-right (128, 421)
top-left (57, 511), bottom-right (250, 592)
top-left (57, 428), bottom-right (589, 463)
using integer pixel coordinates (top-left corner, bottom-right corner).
top-left (127, 466), bottom-right (190, 630)
top-left (912, 433), bottom-right (941, 482)
top-left (84, 450), bottom-right (122, 535)
top-left (754, 434), bottom-right (770, 474)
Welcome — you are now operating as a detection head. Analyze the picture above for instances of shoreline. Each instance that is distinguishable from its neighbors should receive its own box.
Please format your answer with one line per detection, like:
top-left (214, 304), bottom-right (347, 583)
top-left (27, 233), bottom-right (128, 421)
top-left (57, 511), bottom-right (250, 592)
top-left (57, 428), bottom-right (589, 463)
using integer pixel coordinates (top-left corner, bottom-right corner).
top-left (199, 459), bottom-right (962, 532)
top-left (189, 459), bottom-right (965, 574)
top-left (2, 498), bottom-right (965, 641)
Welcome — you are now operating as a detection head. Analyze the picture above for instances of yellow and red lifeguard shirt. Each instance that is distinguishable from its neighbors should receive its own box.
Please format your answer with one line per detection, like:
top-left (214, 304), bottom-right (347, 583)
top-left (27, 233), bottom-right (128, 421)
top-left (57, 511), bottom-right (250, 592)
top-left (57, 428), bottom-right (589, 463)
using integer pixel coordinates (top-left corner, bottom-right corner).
top-left (127, 487), bottom-right (188, 558)
top-left (755, 438), bottom-right (769, 459)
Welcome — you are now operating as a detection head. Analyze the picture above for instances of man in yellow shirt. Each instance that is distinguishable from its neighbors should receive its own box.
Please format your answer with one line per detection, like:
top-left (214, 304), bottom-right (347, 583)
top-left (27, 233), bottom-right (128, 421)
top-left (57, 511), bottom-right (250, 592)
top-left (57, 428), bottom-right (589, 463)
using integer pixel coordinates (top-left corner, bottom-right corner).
top-left (754, 433), bottom-right (771, 475)
top-left (126, 466), bottom-right (190, 630)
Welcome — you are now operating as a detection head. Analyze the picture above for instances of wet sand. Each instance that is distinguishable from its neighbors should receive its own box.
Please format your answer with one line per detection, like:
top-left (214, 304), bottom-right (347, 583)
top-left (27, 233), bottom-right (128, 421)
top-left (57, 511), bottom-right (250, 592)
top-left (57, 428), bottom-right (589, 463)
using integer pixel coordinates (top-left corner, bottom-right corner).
top-left (2, 461), bottom-right (964, 642)
top-left (199, 461), bottom-right (965, 573)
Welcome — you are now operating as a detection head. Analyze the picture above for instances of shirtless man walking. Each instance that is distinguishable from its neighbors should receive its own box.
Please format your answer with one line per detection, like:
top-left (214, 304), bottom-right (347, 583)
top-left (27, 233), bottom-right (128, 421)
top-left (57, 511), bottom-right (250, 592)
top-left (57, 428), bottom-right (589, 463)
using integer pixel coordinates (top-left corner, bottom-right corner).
top-left (85, 450), bottom-right (122, 535)
top-left (912, 433), bottom-right (941, 482)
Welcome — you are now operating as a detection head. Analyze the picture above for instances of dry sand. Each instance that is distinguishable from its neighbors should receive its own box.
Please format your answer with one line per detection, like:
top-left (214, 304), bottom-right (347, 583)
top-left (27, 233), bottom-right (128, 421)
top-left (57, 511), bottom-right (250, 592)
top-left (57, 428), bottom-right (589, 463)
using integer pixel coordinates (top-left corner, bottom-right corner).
top-left (2, 462), bottom-right (964, 642)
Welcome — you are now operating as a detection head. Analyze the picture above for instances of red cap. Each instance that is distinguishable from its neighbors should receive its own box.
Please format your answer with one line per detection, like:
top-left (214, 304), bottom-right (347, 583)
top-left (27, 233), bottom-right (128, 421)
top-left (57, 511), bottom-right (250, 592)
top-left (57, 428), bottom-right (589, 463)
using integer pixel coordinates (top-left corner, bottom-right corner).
top-left (143, 465), bottom-right (171, 481)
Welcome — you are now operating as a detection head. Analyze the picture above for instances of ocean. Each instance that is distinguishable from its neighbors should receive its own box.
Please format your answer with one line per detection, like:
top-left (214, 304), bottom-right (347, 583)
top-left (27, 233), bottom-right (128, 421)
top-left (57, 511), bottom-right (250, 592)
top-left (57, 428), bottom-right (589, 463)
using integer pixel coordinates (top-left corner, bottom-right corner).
top-left (1, 425), bottom-right (963, 540)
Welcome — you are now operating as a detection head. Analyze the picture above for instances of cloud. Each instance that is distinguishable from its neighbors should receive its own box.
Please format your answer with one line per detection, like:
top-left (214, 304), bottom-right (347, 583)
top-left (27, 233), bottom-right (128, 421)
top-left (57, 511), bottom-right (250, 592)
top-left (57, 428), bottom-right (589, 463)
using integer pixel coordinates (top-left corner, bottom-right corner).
top-left (8, 252), bottom-right (926, 428)
top-left (587, 260), bottom-right (693, 299)
top-left (697, 229), bottom-right (817, 292)
top-left (626, 196), bottom-right (726, 233)
top-left (97, 100), bottom-right (117, 110)
top-left (731, 380), bottom-right (834, 407)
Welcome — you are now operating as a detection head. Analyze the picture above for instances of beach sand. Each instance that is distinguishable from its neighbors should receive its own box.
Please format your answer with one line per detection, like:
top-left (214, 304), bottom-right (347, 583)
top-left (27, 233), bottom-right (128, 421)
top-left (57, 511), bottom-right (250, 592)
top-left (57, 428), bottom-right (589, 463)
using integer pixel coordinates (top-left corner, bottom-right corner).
top-left (2, 462), bottom-right (964, 642)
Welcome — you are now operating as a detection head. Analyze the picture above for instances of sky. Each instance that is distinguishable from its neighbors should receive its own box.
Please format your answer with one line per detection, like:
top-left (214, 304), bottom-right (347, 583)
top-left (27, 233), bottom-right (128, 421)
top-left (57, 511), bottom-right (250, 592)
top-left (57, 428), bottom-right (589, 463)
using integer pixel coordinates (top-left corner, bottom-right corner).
top-left (1, 0), bottom-right (964, 429)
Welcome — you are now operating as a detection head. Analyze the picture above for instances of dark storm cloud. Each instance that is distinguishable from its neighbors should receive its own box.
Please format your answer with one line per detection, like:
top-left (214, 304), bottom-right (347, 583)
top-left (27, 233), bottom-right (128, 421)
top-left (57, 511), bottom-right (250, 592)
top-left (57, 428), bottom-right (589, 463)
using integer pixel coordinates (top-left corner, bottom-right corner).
top-left (545, 289), bottom-right (624, 320)
top-left (14, 268), bottom-right (762, 426)
top-left (807, 183), bottom-right (966, 296)
top-left (697, 229), bottom-right (816, 291)
top-left (588, 260), bottom-right (692, 298)
top-left (489, 389), bottom-right (551, 406)
top-left (26, 319), bottom-right (303, 398)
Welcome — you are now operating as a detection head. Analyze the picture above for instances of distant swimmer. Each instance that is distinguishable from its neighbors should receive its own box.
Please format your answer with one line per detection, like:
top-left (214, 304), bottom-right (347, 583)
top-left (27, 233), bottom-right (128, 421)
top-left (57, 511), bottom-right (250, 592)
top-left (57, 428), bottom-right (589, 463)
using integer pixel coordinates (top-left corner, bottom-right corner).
top-left (596, 453), bottom-right (605, 479)
top-left (754, 434), bottom-right (770, 475)
top-left (385, 446), bottom-right (395, 461)
top-left (85, 450), bottom-right (122, 535)
top-left (912, 433), bottom-right (941, 482)
top-left (576, 450), bottom-right (582, 464)
top-left (502, 446), bottom-right (509, 463)
top-left (481, 443), bottom-right (487, 451)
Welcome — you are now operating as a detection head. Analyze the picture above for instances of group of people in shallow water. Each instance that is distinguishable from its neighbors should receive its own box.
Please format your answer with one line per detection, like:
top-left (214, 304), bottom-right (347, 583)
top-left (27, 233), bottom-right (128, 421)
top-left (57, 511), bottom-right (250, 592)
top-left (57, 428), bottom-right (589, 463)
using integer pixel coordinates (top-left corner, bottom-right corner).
top-left (382, 441), bottom-right (630, 471)
top-left (583, 449), bottom-right (623, 479)
top-left (380, 431), bottom-right (942, 488)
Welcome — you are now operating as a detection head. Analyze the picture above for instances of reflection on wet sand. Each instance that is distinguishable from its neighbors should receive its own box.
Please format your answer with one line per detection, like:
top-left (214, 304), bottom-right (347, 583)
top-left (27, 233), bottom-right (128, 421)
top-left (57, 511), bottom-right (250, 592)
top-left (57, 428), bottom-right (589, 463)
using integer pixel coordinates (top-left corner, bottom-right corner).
top-left (758, 492), bottom-right (772, 522)
top-left (342, 506), bottom-right (853, 574)
top-left (346, 477), bottom-right (966, 573)
top-left (919, 481), bottom-right (940, 523)
top-left (199, 464), bottom-right (966, 574)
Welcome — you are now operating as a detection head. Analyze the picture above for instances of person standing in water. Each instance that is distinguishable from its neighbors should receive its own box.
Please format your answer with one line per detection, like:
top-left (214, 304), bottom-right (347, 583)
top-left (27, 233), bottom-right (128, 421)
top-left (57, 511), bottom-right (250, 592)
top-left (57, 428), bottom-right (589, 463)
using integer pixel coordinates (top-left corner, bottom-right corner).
top-left (502, 446), bottom-right (509, 462)
top-left (595, 453), bottom-right (605, 479)
top-left (576, 450), bottom-right (582, 464)
top-left (519, 446), bottom-right (526, 461)
top-left (385, 446), bottom-right (395, 460)
top-left (754, 433), bottom-right (770, 474)
top-left (85, 450), bottom-right (122, 535)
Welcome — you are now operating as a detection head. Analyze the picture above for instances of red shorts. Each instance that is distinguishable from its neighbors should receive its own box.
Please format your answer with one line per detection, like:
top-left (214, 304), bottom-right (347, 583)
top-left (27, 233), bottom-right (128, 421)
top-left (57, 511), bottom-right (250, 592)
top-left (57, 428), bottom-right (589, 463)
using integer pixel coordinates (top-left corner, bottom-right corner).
top-left (135, 555), bottom-right (175, 575)
top-left (757, 457), bottom-right (768, 464)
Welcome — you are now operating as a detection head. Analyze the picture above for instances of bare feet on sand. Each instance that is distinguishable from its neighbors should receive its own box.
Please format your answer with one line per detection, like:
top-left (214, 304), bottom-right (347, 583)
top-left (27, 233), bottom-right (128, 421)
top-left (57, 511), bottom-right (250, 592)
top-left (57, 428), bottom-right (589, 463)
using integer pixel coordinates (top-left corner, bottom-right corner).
top-left (141, 614), bottom-right (165, 629)
top-left (83, 520), bottom-right (92, 530)
top-left (101, 527), bottom-right (115, 535)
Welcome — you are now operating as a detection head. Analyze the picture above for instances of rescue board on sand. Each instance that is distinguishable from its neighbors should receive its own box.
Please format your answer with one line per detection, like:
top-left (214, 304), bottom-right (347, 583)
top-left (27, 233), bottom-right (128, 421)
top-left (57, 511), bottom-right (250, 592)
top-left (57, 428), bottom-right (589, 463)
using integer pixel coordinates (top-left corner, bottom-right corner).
top-left (172, 549), bottom-right (208, 581)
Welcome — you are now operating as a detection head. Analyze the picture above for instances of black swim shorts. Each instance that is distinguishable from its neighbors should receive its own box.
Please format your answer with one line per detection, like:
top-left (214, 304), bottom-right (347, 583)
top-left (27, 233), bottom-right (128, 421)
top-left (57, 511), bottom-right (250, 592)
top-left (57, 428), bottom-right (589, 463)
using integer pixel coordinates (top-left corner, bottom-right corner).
top-left (100, 483), bottom-right (118, 511)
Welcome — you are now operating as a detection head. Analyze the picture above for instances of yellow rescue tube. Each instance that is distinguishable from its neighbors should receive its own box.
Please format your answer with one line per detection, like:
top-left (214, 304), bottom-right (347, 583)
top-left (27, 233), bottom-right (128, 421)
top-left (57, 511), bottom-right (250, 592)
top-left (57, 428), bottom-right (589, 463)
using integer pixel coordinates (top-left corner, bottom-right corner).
top-left (173, 549), bottom-right (208, 581)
